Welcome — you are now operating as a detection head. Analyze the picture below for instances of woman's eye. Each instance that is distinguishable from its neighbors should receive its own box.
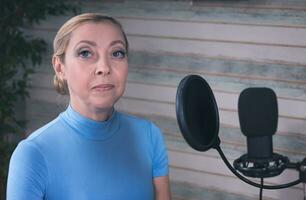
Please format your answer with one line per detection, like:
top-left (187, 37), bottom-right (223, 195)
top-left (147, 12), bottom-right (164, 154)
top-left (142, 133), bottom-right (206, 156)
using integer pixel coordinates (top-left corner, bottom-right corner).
top-left (78, 50), bottom-right (92, 58)
top-left (112, 50), bottom-right (126, 59)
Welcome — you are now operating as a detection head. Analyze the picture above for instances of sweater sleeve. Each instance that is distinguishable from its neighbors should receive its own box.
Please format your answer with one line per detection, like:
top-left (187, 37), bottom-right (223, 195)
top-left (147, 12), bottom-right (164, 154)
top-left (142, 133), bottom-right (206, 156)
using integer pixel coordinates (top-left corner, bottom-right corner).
top-left (6, 140), bottom-right (48, 200)
top-left (150, 122), bottom-right (169, 177)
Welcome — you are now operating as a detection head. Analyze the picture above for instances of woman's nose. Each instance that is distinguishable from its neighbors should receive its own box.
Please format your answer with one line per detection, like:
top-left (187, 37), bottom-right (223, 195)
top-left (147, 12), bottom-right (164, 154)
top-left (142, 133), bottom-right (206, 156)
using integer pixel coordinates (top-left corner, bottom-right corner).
top-left (95, 57), bottom-right (111, 76)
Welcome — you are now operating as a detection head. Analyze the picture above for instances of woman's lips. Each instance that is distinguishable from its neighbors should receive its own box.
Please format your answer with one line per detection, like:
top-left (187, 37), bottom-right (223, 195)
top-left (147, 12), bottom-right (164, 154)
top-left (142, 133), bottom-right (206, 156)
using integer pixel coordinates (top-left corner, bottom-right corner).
top-left (92, 84), bottom-right (115, 91)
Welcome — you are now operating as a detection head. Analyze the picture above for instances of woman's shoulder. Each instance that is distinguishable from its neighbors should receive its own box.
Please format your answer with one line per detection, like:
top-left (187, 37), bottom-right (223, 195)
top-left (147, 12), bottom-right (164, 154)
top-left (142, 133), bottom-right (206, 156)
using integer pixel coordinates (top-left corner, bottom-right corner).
top-left (12, 115), bottom-right (67, 162)
top-left (27, 117), bottom-right (62, 141)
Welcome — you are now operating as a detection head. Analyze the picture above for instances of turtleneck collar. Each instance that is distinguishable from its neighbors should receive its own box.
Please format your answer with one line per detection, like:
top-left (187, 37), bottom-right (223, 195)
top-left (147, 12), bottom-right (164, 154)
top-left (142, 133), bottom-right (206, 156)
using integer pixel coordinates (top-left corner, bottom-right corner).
top-left (60, 105), bottom-right (120, 141)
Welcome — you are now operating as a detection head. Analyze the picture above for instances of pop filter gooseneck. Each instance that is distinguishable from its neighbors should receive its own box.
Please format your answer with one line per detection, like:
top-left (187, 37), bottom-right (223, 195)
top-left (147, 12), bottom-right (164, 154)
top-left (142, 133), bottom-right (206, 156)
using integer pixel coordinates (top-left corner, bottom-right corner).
top-left (175, 75), bottom-right (301, 191)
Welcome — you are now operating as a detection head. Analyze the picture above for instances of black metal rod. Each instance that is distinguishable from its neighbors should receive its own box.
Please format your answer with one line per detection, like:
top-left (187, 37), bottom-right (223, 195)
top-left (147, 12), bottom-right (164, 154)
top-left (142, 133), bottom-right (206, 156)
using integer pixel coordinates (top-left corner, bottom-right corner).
top-left (259, 177), bottom-right (264, 200)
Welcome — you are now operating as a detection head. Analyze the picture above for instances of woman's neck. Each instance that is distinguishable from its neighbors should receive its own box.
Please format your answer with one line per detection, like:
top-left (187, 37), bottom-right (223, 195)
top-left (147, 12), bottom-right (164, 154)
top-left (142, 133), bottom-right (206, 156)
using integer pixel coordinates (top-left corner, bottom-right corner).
top-left (69, 102), bottom-right (114, 122)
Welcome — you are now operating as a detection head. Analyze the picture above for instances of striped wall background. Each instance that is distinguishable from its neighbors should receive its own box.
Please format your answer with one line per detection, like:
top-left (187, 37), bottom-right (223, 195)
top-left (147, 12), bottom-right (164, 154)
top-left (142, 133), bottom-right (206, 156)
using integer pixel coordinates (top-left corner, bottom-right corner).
top-left (26, 1), bottom-right (306, 199)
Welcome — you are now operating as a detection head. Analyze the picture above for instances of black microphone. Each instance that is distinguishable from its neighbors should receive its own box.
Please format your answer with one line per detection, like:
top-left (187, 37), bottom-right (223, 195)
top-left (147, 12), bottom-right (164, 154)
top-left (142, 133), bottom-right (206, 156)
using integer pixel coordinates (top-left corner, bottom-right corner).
top-left (234, 87), bottom-right (289, 178)
top-left (239, 87), bottom-right (278, 159)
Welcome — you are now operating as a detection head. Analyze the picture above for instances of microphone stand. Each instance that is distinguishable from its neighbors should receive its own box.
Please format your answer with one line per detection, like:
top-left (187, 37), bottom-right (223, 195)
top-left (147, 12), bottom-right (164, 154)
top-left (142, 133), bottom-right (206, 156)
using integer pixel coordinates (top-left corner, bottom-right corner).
top-left (214, 144), bottom-right (301, 189)
top-left (285, 158), bottom-right (306, 200)
top-left (212, 141), bottom-right (306, 199)
top-left (297, 158), bottom-right (306, 200)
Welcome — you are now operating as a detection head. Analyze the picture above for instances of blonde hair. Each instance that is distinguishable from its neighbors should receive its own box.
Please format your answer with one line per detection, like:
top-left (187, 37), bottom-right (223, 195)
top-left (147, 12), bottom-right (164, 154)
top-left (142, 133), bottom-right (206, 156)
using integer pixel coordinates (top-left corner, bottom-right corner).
top-left (52, 13), bottom-right (129, 95)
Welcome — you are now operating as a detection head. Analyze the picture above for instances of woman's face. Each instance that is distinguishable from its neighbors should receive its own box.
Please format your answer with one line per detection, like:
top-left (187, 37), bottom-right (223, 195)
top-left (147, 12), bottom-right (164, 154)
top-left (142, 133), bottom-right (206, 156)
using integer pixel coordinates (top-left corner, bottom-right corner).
top-left (57, 22), bottom-right (128, 119)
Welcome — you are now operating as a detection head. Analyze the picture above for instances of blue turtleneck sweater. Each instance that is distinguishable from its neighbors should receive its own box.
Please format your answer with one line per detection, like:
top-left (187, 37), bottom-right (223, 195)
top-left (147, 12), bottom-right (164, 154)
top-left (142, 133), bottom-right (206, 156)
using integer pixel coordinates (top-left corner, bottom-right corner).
top-left (7, 106), bottom-right (168, 200)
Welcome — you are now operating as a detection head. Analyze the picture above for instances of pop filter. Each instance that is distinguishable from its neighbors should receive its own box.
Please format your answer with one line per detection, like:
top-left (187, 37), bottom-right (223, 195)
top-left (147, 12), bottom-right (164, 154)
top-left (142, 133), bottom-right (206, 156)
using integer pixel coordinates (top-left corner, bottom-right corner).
top-left (176, 75), bottom-right (302, 194)
top-left (176, 75), bottom-right (220, 151)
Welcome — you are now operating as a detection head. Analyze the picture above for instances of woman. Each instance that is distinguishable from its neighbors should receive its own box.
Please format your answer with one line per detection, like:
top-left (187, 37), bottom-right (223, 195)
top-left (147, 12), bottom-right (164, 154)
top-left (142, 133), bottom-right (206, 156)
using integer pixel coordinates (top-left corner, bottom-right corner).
top-left (7, 13), bottom-right (171, 200)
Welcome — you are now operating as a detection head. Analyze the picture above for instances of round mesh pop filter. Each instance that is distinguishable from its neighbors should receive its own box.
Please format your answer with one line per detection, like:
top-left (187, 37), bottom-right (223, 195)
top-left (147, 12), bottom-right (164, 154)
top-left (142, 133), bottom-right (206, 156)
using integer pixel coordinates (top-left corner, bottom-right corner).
top-left (176, 75), bottom-right (220, 151)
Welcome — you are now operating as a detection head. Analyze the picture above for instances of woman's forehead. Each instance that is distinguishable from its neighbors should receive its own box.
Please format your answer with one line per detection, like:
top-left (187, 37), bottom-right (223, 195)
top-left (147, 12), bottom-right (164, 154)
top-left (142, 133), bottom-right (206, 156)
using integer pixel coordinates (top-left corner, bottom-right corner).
top-left (69, 22), bottom-right (125, 45)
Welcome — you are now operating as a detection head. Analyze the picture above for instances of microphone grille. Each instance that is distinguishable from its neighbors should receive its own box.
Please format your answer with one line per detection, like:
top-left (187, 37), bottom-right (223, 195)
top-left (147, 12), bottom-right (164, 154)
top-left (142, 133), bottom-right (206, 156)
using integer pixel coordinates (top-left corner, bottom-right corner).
top-left (238, 87), bottom-right (278, 137)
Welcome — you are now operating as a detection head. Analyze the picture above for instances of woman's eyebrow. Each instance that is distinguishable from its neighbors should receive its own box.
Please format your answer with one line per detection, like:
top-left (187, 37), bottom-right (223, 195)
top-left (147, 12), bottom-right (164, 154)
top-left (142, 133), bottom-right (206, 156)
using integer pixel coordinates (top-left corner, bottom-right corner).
top-left (74, 40), bottom-right (125, 49)
top-left (109, 40), bottom-right (126, 47)
top-left (75, 40), bottom-right (97, 47)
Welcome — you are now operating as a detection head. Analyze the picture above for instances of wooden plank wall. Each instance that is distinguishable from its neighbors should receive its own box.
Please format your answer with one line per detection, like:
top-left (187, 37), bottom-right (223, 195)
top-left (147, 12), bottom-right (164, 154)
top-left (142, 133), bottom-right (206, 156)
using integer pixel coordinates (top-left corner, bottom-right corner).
top-left (26, 1), bottom-right (306, 199)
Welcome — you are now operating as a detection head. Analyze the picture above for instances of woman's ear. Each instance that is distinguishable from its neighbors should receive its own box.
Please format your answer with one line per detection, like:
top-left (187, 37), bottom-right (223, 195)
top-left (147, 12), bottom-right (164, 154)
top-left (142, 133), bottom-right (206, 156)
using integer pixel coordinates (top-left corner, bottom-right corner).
top-left (52, 56), bottom-right (66, 80)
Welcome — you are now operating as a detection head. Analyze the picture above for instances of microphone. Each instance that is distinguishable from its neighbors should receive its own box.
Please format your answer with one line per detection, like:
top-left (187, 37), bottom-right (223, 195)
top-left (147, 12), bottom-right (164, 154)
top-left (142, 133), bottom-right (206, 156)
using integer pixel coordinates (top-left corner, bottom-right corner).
top-left (239, 87), bottom-right (277, 160)
top-left (176, 75), bottom-right (302, 195)
top-left (234, 88), bottom-right (289, 178)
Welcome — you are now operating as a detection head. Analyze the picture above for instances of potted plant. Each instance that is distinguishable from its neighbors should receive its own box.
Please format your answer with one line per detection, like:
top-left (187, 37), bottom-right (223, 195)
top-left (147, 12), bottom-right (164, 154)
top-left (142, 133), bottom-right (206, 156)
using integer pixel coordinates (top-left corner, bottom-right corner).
top-left (0, 1), bottom-right (79, 199)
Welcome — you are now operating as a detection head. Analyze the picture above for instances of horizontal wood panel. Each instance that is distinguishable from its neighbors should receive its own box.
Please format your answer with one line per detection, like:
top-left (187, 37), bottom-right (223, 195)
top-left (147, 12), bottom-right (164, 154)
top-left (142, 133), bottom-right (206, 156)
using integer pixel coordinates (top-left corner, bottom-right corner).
top-left (119, 18), bottom-right (306, 46)
top-left (191, 0), bottom-right (306, 8)
top-left (83, 1), bottom-right (306, 27)
top-left (170, 181), bottom-right (254, 200)
top-left (129, 36), bottom-right (306, 65)
top-left (129, 51), bottom-right (306, 83)
top-left (26, 1), bottom-right (306, 31)
top-left (128, 69), bottom-right (306, 101)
